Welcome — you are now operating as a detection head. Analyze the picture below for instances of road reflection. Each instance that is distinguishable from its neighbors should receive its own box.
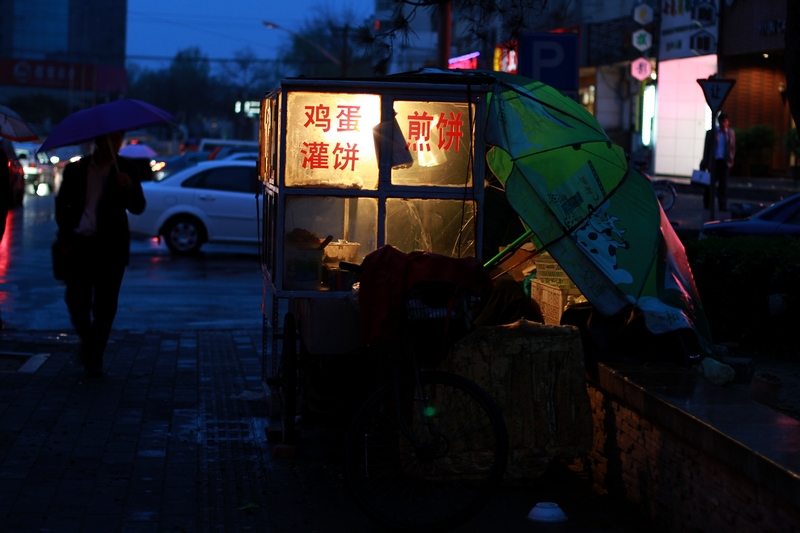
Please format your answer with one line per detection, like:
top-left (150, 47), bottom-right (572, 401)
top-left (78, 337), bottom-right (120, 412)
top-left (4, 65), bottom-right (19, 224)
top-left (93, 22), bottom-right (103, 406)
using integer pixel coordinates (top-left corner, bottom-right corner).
top-left (1, 193), bottom-right (264, 332)
top-left (0, 210), bottom-right (10, 296)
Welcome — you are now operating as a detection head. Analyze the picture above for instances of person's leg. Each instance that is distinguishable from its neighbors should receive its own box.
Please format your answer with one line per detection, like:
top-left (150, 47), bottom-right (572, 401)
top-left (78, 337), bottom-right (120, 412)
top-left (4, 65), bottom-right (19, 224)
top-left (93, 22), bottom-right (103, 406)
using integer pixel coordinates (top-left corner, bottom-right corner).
top-left (702, 184), bottom-right (710, 209)
top-left (64, 274), bottom-right (94, 364)
top-left (88, 263), bottom-right (126, 368)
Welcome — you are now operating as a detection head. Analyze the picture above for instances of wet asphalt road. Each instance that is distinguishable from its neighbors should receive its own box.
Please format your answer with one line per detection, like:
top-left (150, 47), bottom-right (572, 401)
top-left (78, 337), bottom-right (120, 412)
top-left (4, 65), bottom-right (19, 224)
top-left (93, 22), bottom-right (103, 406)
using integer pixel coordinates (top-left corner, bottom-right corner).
top-left (0, 185), bottom-right (721, 334)
top-left (0, 181), bottom-right (760, 334)
top-left (0, 192), bottom-right (264, 332)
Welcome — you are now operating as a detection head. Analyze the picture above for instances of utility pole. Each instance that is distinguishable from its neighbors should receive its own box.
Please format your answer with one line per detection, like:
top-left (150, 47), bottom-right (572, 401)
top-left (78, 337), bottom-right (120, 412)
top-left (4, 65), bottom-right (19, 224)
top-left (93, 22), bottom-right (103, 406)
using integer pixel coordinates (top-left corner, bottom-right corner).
top-left (341, 24), bottom-right (349, 77)
top-left (263, 21), bottom-right (343, 76)
top-left (437, 1), bottom-right (451, 68)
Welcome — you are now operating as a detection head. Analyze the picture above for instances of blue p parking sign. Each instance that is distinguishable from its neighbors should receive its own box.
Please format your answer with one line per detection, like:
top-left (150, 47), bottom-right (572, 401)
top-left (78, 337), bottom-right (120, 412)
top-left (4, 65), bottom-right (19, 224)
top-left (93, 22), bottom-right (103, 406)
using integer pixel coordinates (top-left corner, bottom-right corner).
top-left (517, 32), bottom-right (579, 91)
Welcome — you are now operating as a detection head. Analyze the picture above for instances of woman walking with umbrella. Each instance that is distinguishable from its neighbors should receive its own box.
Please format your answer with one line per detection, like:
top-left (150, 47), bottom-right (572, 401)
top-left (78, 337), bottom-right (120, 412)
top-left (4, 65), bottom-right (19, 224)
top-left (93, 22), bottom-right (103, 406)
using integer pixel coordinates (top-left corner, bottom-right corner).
top-left (42, 99), bottom-right (173, 376)
top-left (55, 130), bottom-right (146, 376)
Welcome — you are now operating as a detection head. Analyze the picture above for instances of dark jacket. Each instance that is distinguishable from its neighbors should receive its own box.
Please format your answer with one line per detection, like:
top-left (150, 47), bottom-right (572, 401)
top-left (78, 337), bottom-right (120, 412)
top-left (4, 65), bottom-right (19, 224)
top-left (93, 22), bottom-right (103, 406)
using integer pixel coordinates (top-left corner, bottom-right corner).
top-left (55, 155), bottom-right (146, 265)
top-left (701, 127), bottom-right (736, 171)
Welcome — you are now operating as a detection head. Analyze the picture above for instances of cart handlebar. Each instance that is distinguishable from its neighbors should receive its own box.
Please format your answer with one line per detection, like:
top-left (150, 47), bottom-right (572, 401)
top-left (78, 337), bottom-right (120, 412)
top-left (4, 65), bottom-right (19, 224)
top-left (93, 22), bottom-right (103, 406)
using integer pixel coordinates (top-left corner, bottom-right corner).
top-left (339, 261), bottom-right (363, 274)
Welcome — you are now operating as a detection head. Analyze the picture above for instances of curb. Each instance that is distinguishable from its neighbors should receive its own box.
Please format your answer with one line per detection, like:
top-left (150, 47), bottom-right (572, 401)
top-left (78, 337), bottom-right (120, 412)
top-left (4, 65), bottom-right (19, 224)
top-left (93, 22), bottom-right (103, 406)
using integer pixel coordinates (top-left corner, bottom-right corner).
top-left (666, 177), bottom-right (799, 203)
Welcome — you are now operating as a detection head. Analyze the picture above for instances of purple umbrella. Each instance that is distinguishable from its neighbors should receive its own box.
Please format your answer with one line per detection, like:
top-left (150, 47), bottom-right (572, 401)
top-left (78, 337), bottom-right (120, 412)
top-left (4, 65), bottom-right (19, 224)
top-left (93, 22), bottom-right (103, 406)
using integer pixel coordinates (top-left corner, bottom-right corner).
top-left (38, 99), bottom-right (174, 153)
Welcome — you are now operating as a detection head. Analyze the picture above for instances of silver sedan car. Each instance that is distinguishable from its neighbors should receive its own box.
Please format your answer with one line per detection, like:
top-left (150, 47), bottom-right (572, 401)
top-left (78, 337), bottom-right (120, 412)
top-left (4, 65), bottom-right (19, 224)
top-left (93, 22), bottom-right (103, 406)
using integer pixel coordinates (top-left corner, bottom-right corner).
top-left (128, 160), bottom-right (260, 254)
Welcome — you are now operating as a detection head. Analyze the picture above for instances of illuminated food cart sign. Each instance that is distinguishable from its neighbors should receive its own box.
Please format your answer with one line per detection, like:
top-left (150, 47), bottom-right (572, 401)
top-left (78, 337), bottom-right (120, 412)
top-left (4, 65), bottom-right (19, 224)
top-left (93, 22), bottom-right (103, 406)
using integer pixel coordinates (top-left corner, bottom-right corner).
top-left (286, 92), bottom-right (381, 189)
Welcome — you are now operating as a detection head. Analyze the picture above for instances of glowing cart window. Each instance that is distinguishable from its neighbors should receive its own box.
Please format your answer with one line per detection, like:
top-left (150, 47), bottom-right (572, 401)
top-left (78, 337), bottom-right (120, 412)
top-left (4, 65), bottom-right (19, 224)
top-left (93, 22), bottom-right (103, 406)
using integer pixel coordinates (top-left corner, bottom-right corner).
top-left (283, 196), bottom-right (378, 291)
top-left (385, 198), bottom-right (476, 257)
top-left (285, 92), bottom-right (380, 190)
top-left (391, 101), bottom-right (474, 187)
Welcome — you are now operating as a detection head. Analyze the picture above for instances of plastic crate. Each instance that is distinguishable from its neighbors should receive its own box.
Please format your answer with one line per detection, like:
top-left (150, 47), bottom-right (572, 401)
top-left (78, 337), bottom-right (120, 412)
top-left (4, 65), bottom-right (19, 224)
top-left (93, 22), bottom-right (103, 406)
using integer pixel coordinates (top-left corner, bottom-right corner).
top-left (535, 252), bottom-right (577, 289)
top-left (530, 279), bottom-right (582, 325)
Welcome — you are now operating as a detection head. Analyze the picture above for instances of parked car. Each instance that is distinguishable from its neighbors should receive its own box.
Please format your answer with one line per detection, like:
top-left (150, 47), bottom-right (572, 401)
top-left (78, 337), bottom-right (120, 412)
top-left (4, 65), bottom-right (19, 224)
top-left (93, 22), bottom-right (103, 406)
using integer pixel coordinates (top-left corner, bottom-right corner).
top-left (14, 142), bottom-right (57, 194)
top-left (221, 151), bottom-right (258, 161)
top-left (699, 193), bottom-right (800, 239)
top-left (209, 146), bottom-right (259, 160)
top-left (1, 139), bottom-right (25, 207)
top-left (128, 161), bottom-right (260, 254)
top-left (197, 138), bottom-right (258, 153)
top-left (151, 151), bottom-right (212, 181)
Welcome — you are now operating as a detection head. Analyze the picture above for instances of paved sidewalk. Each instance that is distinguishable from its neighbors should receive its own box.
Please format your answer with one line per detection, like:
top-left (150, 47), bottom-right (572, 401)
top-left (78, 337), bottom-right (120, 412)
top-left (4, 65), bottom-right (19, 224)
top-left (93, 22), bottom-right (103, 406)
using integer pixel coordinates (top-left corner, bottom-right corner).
top-left (0, 328), bottom-right (273, 533)
top-left (0, 328), bottom-right (662, 533)
top-left (1, 177), bottom-right (794, 532)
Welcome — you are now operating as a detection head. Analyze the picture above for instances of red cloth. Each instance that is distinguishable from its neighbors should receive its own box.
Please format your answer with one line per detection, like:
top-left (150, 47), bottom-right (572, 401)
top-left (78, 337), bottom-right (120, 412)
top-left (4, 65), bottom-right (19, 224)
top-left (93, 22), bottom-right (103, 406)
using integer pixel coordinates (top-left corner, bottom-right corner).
top-left (358, 246), bottom-right (492, 346)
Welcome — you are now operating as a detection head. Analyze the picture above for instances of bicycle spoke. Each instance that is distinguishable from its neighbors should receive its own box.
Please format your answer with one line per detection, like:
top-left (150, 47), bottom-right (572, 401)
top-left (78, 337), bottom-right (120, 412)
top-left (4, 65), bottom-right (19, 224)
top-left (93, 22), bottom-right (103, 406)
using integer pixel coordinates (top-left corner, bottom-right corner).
top-left (344, 371), bottom-right (508, 531)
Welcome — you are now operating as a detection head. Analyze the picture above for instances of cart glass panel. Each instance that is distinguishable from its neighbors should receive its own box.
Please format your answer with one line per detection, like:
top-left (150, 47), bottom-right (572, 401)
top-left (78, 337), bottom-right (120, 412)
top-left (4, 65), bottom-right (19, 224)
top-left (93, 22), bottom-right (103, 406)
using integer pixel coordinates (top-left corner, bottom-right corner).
top-left (283, 195), bottom-right (378, 291)
top-left (385, 198), bottom-right (476, 257)
top-left (260, 96), bottom-right (278, 185)
top-left (285, 92), bottom-right (380, 190)
top-left (391, 101), bottom-right (474, 187)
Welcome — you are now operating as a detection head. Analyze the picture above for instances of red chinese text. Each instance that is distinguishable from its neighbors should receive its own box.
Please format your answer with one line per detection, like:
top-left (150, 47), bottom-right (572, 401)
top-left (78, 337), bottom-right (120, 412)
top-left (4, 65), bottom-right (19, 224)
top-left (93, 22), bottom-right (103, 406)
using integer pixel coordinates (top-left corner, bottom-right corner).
top-left (336, 106), bottom-right (361, 132)
top-left (303, 104), bottom-right (363, 132)
top-left (436, 112), bottom-right (464, 151)
top-left (406, 111), bottom-right (434, 151)
top-left (333, 143), bottom-right (359, 171)
top-left (300, 141), bottom-right (330, 169)
top-left (303, 105), bottom-right (331, 132)
top-left (300, 141), bottom-right (360, 171)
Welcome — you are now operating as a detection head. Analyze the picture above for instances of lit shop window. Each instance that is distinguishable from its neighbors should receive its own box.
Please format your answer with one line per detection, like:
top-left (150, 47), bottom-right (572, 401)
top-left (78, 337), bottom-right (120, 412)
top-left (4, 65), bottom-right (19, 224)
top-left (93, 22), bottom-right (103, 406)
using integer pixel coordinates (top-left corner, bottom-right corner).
top-left (385, 198), bottom-right (476, 257)
top-left (391, 101), bottom-right (474, 187)
top-left (286, 92), bottom-right (381, 190)
top-left (579, 85), bottom-right (595, 116)
top-left (283, 196), bottom-right (378, 290)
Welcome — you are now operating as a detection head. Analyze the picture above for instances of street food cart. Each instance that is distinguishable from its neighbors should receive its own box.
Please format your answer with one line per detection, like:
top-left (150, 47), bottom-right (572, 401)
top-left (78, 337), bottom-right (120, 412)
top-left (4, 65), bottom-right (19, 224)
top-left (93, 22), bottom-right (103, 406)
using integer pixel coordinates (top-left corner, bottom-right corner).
top-left (258, 75), bottom-right (491, 422)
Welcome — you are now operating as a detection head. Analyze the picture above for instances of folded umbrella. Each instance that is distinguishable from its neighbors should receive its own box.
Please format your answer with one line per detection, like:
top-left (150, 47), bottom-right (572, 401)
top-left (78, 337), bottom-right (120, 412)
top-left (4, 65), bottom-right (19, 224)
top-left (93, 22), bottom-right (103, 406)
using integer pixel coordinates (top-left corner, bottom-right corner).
top-left (0, 104), bottom-right (38, 142)
top-left (479, 69), bottom-right (714, 353)
top-left (38, 99), bottom-right (174, 153)
top-left (396, 68), bottom-right (714, 354)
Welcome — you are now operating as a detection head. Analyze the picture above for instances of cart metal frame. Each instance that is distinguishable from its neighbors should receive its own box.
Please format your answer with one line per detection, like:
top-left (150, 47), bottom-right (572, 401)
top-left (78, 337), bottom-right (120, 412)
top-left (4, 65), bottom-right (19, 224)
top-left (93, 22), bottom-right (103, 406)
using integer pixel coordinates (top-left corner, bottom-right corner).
top-left (258, 76), bottom-right (492, 418)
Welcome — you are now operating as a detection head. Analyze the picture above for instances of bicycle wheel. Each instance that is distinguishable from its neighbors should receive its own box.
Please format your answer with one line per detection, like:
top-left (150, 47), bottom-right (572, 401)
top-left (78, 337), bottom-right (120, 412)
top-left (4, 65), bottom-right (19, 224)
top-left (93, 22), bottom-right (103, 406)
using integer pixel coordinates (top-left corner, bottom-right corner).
top-left (653, 181), bottom-right (676, 211)
top-left (344, 370), bottom-right (508, 532)
top-left (280, 312), bottom-right (299, 444)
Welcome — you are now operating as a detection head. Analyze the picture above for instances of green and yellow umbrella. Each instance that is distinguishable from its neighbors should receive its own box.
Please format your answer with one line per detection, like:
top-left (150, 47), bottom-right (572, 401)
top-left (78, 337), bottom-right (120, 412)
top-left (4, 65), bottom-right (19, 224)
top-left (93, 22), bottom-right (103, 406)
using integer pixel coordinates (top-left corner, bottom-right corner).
top-left (396, 68), bottom-right (712, 353)
top-left (479, 70), bottom-right (713, 353)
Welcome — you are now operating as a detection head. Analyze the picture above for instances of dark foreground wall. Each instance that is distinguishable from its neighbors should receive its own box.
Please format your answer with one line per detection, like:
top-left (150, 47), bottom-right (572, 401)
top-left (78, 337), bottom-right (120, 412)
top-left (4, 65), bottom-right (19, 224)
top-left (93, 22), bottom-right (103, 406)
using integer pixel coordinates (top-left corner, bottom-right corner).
top-left (584, 363), bottom-right (800, 533)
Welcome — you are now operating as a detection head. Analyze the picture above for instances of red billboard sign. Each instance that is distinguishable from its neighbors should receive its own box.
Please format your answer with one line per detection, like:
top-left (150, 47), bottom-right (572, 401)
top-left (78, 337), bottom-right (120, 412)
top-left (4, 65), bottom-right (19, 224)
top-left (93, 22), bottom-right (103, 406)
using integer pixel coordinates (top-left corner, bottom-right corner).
top-left (0, 58), bottom-right (127, 92)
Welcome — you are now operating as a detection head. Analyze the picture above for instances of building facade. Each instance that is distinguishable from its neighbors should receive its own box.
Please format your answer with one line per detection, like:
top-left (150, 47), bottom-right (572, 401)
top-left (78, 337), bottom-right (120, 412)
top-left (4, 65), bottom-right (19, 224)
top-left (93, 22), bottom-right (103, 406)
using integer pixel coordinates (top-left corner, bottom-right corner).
top-left (0, 0), bottom-right (128, 117)
top-left (373, 0), bottom-right (791, 178)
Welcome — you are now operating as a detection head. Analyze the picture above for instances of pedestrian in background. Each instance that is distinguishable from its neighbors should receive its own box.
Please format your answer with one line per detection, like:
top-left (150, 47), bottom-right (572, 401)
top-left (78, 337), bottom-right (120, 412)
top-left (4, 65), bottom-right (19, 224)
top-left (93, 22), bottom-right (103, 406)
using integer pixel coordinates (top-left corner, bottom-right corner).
top-left (700, 111), bottom-right (736, 211)
top-left (55, 131), bottom-right (146, 377)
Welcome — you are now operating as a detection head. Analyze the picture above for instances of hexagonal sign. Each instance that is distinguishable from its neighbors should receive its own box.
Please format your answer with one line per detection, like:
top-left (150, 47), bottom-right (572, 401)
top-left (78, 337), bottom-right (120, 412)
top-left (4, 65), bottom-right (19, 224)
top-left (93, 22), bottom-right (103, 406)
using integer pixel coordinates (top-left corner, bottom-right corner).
top-left (632, 29), bottom-right (652, 52)
top-left (690, 30), bottom-right (716, 55)
top-left (630, 57), bottom-right (652, 81)
top-left (692, 0), bottom-right (717, 27)
top-left (633, 3), bottom-right (654, 25)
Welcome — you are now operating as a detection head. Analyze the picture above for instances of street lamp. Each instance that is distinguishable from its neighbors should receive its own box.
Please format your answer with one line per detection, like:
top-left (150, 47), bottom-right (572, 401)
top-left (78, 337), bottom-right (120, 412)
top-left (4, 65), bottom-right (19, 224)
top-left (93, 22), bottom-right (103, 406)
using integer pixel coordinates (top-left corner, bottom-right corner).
top-left (262, 20), bottom-right (345, 76)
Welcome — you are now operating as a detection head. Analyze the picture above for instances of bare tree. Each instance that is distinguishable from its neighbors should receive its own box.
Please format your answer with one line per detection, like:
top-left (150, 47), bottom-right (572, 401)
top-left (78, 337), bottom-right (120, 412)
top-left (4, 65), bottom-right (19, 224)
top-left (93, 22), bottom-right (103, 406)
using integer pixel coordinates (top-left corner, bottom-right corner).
top-left (353, 0), bottom-right (552, 74)
top-left (276, 10), bottom-right (383, 78)
top-left (218, 47), bottom-right (279, 95)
